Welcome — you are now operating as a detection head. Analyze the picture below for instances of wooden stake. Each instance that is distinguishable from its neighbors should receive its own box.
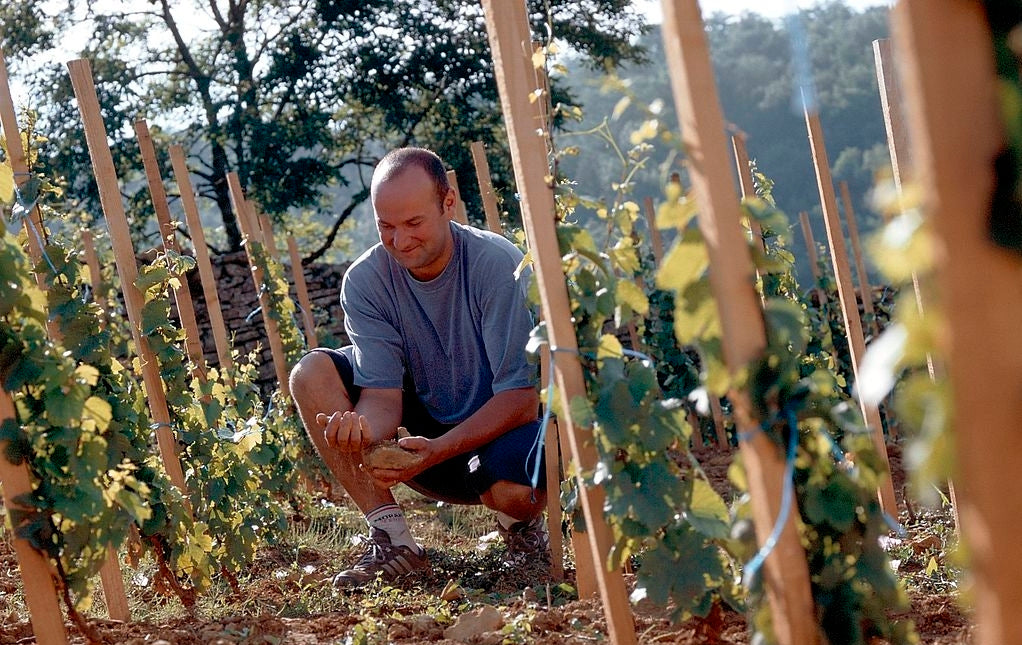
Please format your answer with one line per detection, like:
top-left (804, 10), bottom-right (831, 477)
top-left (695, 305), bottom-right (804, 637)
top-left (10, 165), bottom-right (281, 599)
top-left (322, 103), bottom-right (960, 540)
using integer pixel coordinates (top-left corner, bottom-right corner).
top-left (287, 236), bottom-right (318, 349)
top-left (257, 213), bottom-right (281, 261)
top-left (873, 38), bottom-right (913, 196)
top-left (538, 352), bottom-right (566, 583)
top-left (0, 391), bottom-right (69, 644)
top-left (481, 2), bottom-right (635, 642)
top-left (226, 173), bottom-right (292, 397)
top-left (67, 59), bottom-right (188, 494)
top-left (445, 170), bottom-right (469, 225)
top-left (659, 2), bottom-right (817, 643)
top-left (730, 133), bottom-right (767, 251)
top-left (804, 107), bottom-right (898, 517)
top-left (134, 119), bottom-right (207, 381)
top-left (168, 145), bottom-right (234, 377)
top-left (0, 49), bottom-right (46, 258)
top-left (642, 197), bottom-right (665, 265)
top-left (4, 55), bottom-right (129, 621)
top-left (470, 141), bottom-right (503, 234)
top-left (798, 211), bottom-right (828, 305)
top-left (838, 181), bottom-right (877, 337)
top-left (708, 396), bottom-right (729, 449)
top-left (893, 4), bottom-right (1019, 643)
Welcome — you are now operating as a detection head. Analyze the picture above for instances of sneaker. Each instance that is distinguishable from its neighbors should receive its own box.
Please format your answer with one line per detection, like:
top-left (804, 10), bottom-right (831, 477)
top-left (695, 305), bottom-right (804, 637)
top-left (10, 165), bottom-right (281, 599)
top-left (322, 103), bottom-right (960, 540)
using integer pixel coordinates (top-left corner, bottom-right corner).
top-left (333, 527), bottom-right (430, 587)
top-left (498, 516), bottom-right (550, 561)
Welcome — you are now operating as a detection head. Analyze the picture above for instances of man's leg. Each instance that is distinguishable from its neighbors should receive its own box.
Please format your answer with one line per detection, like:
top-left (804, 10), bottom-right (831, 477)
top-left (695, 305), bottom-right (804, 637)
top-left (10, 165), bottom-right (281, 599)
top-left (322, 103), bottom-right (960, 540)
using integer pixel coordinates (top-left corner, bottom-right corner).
top-left (289, 350), bottom-right (427, 584)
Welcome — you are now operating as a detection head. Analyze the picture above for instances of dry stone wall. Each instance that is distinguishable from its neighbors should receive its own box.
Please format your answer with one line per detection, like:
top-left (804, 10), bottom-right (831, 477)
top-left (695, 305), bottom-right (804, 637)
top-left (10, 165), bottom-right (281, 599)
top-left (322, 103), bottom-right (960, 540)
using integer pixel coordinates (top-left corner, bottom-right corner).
top-left (185, 251), bottom-right (351, 392)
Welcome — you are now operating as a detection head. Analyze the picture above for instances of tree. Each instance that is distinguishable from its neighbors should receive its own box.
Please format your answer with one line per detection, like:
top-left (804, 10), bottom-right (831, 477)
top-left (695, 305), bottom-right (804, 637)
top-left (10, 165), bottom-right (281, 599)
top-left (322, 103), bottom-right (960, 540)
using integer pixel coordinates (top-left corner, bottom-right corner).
top-left (1, 0), bottom-right (648, 257)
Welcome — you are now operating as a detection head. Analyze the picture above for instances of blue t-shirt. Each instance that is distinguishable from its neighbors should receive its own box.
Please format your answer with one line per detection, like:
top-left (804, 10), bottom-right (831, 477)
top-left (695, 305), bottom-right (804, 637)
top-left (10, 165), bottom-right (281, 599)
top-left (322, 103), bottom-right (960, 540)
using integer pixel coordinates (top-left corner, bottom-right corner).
top-left (340, 222), bottom-right (536, 424)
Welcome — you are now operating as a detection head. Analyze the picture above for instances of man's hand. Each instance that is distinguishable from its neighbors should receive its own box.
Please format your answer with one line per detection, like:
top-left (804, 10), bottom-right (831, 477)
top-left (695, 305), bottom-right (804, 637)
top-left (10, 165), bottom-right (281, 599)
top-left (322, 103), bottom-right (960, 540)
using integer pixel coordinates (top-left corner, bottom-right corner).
top-left (316, 410), bottom-right (373, 452)
top-left (366, 435), bottom-right (438, 487)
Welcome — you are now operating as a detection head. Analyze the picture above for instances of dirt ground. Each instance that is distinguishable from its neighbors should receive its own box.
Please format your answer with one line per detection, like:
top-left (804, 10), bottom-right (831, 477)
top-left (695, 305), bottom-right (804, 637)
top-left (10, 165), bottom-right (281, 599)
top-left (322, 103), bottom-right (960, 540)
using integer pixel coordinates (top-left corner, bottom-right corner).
top-left (1, 442), bottom-right (973, 644)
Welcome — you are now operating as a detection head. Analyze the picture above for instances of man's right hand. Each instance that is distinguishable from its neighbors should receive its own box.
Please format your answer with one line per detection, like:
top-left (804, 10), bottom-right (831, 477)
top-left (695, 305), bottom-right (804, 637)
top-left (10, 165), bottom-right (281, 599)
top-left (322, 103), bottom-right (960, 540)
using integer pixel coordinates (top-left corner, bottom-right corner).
top-left (317, 410), bottom-right (373, 452)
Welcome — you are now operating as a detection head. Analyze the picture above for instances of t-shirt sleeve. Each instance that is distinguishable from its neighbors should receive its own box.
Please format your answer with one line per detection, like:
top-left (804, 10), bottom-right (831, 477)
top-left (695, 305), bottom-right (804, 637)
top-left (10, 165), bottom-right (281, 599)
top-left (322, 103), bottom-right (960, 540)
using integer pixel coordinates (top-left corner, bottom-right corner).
top-left (340, 264), bottom-right (406, 389)
top-left (477, 244), bottom-right (537, 394)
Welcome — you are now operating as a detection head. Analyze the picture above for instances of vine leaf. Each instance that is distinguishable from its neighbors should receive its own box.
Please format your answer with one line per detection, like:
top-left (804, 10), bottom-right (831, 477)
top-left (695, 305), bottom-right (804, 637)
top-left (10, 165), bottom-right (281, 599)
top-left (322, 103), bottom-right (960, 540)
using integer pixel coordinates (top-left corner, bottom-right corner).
top-left (685, 478), bottom-right (731, 540)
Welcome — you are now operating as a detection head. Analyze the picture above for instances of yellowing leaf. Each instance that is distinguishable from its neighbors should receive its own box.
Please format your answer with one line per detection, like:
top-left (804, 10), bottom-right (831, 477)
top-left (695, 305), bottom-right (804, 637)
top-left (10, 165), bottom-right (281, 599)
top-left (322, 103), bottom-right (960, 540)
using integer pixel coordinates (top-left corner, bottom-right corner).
top-left (75, 364), bottom-right (101, 386)
top-left (0, 162), bottom-right (14, 204)
top-left (597, 333), bottom-right (624, 361)
top-left (656, 238), bottom-right (708, 292)
top-left (83, 396), bottom-right (113, 432)
top-left (612, 96), bottom-right (631, 121)
top-left (656, 196), bottom-right (697, 230)
top-left (686, 478), bottom-right (731, 539)
top-left (925, 556), bottom-right (938, 576)
top-left (615, 280), bottom-right (649, 316)
top-left (531, 48), bottom-right (546, 69)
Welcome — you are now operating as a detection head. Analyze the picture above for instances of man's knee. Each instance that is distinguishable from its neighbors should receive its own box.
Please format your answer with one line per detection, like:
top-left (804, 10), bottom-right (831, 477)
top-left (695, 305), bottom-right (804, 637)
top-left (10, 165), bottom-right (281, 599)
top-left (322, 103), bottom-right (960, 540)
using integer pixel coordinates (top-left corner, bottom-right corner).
top-left (481, 480), bottom-right (546, 518)
top-left (289, 351), bottom-right (337, 398)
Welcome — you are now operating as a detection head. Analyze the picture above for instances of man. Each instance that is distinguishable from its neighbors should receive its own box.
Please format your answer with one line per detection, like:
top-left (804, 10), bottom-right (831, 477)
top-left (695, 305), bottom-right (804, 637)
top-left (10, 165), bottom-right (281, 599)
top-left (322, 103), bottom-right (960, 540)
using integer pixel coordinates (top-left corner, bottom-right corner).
top-left (289, 147), bottom-right (548, 587)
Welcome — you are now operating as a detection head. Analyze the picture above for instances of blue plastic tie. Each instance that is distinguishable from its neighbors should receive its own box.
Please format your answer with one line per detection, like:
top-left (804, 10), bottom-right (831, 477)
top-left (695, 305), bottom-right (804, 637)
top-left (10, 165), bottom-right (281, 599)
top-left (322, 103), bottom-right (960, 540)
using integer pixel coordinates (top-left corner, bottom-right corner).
top-left (742, 409), bottom-right (799, 588)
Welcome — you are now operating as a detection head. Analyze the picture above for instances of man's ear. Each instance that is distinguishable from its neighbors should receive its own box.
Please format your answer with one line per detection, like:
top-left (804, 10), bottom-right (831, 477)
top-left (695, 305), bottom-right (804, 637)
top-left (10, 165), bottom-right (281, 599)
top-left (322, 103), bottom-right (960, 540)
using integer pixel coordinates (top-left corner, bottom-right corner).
top-left (442, 187), bottom-right (457, 219)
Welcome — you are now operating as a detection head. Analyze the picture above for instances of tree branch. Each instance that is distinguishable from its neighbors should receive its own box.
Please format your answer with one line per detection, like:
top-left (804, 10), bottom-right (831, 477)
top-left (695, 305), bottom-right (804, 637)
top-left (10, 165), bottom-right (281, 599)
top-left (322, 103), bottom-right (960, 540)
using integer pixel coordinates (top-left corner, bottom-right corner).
top-left (305, 187), bottom-right (371, 264)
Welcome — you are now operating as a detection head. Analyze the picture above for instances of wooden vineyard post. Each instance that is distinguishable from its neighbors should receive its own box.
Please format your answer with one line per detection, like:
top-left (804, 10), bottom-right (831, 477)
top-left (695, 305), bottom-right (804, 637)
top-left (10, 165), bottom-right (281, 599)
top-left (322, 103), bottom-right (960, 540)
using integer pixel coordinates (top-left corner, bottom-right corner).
top-left (730, 133), bottom-right (767, 252)
top-left (838, 181), bottom-right (878, 337)
top-left (659, 2), bottom-right (818, 643)
top-left (168, 145), bottom-right (234, 377)
top-left (798, 211), bottom-right (827, 304)
top-left (257, 213), bottom-right (281, 261)
top-left (470, 141), bottom-right (503, 234)
top-left (873, 38), bottom-right (912, 196)
top-left (134, 120), bottom-right (207, 381)
top-left (642, 197), bottom-right (665, 264)
top-left (2, 54), bottom-right (130, 622)
top-left (226, 173), bottom-right (292, 397)
top-left (446, 170), bottom-right (469, 225)
top-left (287, 236), bottom-right (318, 349)
top-left (480, 2), bottom-right (636, 643)
top-left (81, 230), bottom-right (104, 304)
top-left (804, 107), bottom-right (898, 516)
top-left (893, 3), bottom-right (1020, 643)
top-left (67, 59), bottom-right (188, 494)
top-left (1, 391), bottom-right (69, 644)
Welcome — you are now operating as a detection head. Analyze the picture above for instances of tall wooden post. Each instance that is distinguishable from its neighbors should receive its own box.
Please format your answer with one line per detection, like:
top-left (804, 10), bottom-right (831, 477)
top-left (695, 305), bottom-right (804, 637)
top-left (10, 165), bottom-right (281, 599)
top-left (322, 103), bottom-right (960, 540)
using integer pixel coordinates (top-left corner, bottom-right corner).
top-left (134, 120), bottom-right (207, 381)
top-left (481, 2), bottom-right (636, 642)
top-left (642, 197), bottom-right (665, 265)
top-left (67, 59), bottom-right (188, 494)
top-left (659, 2), bottom-right (817, 643)
top-left (3, 54), bottom-right (129, 622)
top-left (470, 141), bottom-right (503, 234)
top-left (838, 181), bottom-right (877, 336)
top-left (226, 173), bottom-right (292, 397)
top-left (446, 170), bottom-right (469, 225)
top-left (804, 108), bottom-right (898, 517)
top-left (167, 145), bottom-right (235, 377)
top-left (0, 392), bottom-right (69, 644)
top-left (873, 38), bottom-right (912, 196)
top-left (730, 133), bottom-right (767, 251)
top-left (893, 3), bottom-right (1020, 643)
top-left (287, 236), bottom-right (319, 349)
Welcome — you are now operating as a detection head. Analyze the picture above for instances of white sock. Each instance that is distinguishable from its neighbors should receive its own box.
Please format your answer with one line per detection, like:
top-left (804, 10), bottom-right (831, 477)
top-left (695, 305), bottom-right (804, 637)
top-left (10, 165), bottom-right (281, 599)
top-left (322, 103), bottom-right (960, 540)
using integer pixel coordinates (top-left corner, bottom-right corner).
top-left (366, 504), bottom-right (420, 552)
top-left (496, 511), bottom-right (521, 530)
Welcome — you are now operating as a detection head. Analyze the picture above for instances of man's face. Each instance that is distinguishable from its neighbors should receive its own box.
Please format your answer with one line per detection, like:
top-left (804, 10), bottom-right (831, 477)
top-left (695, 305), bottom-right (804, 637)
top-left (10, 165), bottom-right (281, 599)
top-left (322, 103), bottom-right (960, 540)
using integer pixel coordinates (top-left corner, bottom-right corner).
top-left (373, 166), bottom-right (456, 281)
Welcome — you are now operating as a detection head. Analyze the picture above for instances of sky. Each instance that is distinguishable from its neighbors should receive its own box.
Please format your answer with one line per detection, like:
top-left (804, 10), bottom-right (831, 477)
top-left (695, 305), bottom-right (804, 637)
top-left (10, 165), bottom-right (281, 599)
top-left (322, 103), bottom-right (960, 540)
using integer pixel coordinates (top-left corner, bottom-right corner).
top-left (637, 0), bottom-right (891, 21)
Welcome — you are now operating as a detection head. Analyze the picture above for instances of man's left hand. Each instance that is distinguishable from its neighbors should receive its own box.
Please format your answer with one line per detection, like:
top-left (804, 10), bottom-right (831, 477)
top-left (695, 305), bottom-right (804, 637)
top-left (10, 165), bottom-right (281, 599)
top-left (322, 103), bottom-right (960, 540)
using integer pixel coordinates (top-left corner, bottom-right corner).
top-left (366, 435), bottom-right (439, 487)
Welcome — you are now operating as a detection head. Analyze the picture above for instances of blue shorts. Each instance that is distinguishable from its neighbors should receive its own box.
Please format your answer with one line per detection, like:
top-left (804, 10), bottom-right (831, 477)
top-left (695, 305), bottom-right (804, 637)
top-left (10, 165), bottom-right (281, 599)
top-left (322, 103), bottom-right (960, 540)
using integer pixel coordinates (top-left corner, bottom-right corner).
top-left (311, 347), bottom-right (545, 505)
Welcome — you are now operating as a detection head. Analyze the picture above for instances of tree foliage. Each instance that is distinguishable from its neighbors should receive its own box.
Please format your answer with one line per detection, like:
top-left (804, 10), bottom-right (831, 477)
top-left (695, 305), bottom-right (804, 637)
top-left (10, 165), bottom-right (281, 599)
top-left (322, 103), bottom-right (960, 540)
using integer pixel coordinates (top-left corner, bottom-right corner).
top-left (1, 0), bottom-right (647, 255)
top-left (559, 1), bottom-right (890, 284)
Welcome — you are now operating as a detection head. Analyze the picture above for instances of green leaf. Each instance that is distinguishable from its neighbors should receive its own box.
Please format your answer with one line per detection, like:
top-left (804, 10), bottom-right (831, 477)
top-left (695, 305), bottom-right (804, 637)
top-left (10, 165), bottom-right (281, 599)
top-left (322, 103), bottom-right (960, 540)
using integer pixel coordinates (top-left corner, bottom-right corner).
top-left (685, 478), bottom-right (731, 539)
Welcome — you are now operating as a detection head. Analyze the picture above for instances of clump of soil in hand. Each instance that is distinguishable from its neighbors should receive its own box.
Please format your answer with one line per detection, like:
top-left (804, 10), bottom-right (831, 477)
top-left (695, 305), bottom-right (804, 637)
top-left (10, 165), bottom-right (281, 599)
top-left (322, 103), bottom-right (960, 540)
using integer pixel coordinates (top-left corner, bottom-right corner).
top-left (363, 426), bottom-right (421, 470)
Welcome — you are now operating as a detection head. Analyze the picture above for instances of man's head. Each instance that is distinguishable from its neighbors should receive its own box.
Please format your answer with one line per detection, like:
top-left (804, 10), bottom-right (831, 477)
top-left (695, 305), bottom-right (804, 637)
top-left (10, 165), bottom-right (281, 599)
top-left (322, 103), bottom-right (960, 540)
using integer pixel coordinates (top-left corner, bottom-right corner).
top-left (371, 147), bottom-right (457, 281)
